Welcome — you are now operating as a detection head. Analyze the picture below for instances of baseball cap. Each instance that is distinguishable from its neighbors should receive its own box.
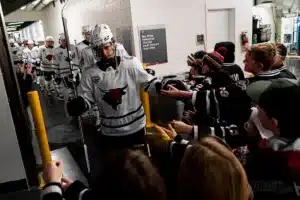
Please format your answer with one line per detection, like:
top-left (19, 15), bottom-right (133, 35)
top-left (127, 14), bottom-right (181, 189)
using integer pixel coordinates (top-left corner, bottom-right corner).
top-left (247, 78), bottom-right (300, 138)
top-left (247, 78), bottom-right (300, 119)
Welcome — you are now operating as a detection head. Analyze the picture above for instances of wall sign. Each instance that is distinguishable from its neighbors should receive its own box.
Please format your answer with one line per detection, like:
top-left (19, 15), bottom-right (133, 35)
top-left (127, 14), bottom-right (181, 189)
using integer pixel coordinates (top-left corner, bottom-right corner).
top-left (139, 25), bottom-right (168, 65)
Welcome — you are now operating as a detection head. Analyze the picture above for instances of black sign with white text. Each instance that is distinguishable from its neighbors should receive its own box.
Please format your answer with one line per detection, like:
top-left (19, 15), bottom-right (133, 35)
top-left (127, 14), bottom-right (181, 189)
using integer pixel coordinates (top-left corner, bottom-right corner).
top-left (140, 28), bottom-right (168, 65)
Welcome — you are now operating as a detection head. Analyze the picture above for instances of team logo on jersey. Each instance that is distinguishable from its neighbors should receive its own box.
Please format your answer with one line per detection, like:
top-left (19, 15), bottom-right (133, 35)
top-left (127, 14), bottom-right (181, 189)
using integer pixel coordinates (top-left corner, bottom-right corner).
top-left (219, 87), bottom-right (229, 98)
top-left (46, 54), bottom-right (54, 61)
top-left (92, 76), bottom-right (100, 84)
top-left (60, 51), bottom-right (64, 55)
top-left (99, 85), bottom-right (128, 110)
top-left (13, 51), bottom-right (17, 55)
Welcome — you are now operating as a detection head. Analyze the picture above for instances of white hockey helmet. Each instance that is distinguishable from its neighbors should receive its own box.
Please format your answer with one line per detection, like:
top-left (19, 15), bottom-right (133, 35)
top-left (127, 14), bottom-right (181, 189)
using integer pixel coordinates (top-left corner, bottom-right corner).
top-left (82, 25), bottom-right (92, 34)
top-left (37, 38), bottom-right (45, 43)
top-left (98, 24), bottom-right (112, 34)
top-left (27, 40), bottom-right (34, 45)
top-left (8, 38), bottom-right (15, 44)
top-left (59, 33), bottom-right (66, 40)
top-left (46, 36), bottom-right (54, 42)
top-left (91, 24), bottom-right (114, 48)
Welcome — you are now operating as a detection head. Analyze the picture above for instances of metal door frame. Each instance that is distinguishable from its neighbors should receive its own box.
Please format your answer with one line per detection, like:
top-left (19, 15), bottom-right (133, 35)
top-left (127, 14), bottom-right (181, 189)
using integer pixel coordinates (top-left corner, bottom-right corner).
top-left (0, 3), bottom-right (38, 187)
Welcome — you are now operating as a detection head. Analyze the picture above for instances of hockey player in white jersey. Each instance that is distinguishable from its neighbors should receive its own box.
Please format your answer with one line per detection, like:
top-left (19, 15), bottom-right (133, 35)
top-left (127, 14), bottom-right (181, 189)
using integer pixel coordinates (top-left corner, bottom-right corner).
top-left (31, 39), bottom-right (43, 84)
top-left (54, 33), bottom-right (78, 100)
top-left (75, 25), bottom-right (93, 70)
top-left (39, 36), bottom-right (57, 96)
top-left (22, 40), bottom-right (34, 65)
top-left (79, 24), bottom-right (129, 71)
top-left (67, 24), bottom-right (160, 149)
top-left (8, 39), bottom-right (22, 67)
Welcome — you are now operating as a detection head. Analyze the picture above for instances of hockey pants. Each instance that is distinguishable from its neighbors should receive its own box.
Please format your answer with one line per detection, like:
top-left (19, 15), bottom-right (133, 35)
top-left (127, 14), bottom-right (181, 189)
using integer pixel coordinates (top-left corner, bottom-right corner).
top-left (43, 71), bottom-right (55, 94)
top-left (54, 76), bottom-right (75, 98)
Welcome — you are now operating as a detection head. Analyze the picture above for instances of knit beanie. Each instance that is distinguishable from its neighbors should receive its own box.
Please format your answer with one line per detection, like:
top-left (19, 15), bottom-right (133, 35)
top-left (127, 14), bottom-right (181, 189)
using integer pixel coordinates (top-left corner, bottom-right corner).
top-left (202, 51), bottom-right (224, 71)
top-left (214, 42), bottom-right (235, 63)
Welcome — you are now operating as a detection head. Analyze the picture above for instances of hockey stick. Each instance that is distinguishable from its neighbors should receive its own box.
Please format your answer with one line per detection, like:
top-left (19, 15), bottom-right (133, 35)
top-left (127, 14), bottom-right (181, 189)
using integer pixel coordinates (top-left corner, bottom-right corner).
top-left (61, 1), bottom-right (91, 174)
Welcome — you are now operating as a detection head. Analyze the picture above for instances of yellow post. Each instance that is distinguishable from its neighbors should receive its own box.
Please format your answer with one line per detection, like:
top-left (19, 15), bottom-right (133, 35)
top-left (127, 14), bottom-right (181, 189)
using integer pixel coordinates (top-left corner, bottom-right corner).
top-left (141, 64), bottom-right (153, 128)
top-left (27, 91), bottom-right (51, 167)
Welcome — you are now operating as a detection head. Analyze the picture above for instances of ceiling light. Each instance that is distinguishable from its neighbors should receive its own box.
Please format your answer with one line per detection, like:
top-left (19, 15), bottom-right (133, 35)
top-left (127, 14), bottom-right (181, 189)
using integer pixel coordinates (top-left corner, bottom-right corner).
top-left (8, 22), bottom-right (24, 25)
top-left (32, 0), bottom-right (41, 5)
top-left (257, 0), bottom-right (275, 8)
top-left (20, 6), bottom-right (26, 10)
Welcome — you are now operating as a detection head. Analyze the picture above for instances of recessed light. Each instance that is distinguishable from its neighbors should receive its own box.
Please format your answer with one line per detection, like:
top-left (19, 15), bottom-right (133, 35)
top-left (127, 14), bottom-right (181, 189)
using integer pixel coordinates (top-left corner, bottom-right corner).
top-left (20, 6), bottom-right (26, 10)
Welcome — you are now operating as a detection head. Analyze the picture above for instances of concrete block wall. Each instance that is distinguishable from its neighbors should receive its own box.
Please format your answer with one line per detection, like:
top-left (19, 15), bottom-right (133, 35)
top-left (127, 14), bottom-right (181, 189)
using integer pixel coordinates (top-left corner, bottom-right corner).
top-left (130, 0), bottom-right (253, 76)
top-left (42, 0), bottom-right (133, 45)
top-left (130, 0), bottom-right (206, 76)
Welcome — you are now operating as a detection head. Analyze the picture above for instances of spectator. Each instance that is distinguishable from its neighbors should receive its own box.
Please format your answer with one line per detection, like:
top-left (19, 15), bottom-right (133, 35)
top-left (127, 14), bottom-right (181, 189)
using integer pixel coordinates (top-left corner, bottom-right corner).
top-left (244, 43), bottom-right (279, 83)
top-left (246, 78), bottom-right (300, 198)
top-left (214, 42), bottom-right (245, 82)
top-left (186, 50), bottom-right (207, 82)
top-left (272, 43), bottom-right (297, 79)
top-left (147, 129), bottom-right (252, 200)
top-left (41, 149), bottom-right (167, 200)
top-left (177, 137), bottom-right (252, 200)
top-left (161, 52), bottom-right (251, 146)
top-left (247, 78), bottom-right (300, 139)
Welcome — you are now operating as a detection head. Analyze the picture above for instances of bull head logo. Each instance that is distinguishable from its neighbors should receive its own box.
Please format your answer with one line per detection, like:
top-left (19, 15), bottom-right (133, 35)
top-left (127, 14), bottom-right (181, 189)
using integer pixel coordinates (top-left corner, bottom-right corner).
top-left (46, 54), bottom-right (54, 61)
top-left (99, 85), bottom-right (128, 110)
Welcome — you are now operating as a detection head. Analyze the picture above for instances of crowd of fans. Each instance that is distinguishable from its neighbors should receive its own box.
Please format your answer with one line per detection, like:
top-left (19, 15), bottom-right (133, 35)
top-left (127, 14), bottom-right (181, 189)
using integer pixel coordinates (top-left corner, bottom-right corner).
top-left (39, 41), bottom-right (300, 200)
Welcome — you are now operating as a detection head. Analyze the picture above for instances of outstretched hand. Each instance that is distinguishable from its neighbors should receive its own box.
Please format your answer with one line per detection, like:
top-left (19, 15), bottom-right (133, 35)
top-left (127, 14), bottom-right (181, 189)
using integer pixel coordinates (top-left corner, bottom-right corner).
top-left (61, 177), bottom-right (73, 191)
top-left (161, 85), bottom-right (193, 99)
top-left (154, 124), bottom-right (177, 140)
top-left (170, 120), bottom-right (193, 133)
top-left (43, 160), bottom-right (64, 184)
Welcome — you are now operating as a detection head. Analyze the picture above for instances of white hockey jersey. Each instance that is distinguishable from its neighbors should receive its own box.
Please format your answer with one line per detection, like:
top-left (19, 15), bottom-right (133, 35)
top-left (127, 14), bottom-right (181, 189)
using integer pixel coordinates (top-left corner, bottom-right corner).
top-left (81, 46), bottom-right (95, 70)
top-left (54, 45), bottom-right (77, 78)
top-left (9, 43), bottom-right (21, 63)
top-left (75, 40), bottom-right (89, 69)
top-left (39, 45), bottom-right (57, 72)
top-left (22, 47), bottom-right (34, 64)
top-left (79, 42), bottom-right (129, 71)
top-left (79, 56), bottom-right (158, 136)
top-left (31, 46), bottom-right (40, 63)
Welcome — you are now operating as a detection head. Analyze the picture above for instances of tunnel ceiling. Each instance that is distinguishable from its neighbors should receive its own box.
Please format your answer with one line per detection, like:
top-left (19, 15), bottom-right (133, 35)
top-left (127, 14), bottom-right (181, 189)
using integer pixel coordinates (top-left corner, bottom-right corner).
top-left (0, 0), bottom-right (35, 15)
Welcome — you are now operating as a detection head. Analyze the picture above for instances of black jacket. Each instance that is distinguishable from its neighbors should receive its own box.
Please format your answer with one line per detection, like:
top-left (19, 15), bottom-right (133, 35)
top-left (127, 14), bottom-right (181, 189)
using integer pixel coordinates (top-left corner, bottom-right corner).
top-left (222, 63), bottom-right (245, 82)
top-left (278, 65), bottom-right (297, 80)
top-left (41, 181), bottom-right (92, 200)
top-left (16, 72), bottom-right (33, 107)
top-left (247, 69), bottom-right (295, 84)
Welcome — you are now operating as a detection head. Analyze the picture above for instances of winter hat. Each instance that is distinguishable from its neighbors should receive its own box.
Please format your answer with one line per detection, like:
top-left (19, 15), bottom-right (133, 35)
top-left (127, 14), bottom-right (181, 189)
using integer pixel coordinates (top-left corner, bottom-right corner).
top-left (187, 50), bottom-right (207, 67)
top-left (214, 42), bottom-right (235, 63)
top-left (202, 51), bottom-right (224, 71)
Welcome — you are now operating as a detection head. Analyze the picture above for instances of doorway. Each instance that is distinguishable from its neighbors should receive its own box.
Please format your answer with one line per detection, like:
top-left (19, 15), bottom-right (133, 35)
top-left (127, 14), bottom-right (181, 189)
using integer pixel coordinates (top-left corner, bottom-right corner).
top-left (207, 9), bottom-right (235, 51)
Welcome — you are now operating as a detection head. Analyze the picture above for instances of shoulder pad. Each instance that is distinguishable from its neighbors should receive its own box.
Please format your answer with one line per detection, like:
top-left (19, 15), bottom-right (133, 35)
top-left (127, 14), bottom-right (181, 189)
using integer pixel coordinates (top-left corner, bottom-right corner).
top-left (123, 55), bottom-right (134, 60)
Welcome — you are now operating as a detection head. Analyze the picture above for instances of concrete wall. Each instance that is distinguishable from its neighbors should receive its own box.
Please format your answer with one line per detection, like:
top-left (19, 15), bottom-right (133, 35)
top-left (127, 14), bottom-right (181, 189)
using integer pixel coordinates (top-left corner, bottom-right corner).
top-left (21, 20), bottom-right (45, 41)
top-left (5, 0), bottom-right (253, 74)
top-left (130, 0), bottom-right (253, 76)
top-left (0, 73), bottom-right (26, 184)
top-left (130, 0), bottom-right (206, 76)
top-left (5, 10), bottom-right (45, 22)
top-left (207, 0), bottom-right (253, 68)
top-left (42, 0), bottom-right (132, 45)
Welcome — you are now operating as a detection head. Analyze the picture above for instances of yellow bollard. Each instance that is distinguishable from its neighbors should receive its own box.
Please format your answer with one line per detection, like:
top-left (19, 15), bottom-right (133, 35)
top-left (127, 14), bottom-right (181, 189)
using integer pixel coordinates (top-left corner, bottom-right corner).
top-left (141, 64), bottom-right (153, 128)
top-left (27, 91), bottom-right (51, 167)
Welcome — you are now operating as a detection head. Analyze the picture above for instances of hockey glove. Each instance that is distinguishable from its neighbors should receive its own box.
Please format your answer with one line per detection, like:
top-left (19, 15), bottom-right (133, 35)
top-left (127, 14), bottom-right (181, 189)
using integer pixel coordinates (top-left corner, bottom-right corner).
top-left (67, 96), bottom-right (88, 116)
top-left (145, 68), bottom-right (155, 76)
top-left (161, 76), bottom-right (188, 91)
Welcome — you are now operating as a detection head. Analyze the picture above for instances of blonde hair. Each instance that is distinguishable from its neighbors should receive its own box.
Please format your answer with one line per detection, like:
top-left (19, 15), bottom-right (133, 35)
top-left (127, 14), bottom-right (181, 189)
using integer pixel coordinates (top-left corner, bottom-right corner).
top-left (177, 137), bottom-right (251, 200)
top-left (248, 43), bottom-right (276, 71)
